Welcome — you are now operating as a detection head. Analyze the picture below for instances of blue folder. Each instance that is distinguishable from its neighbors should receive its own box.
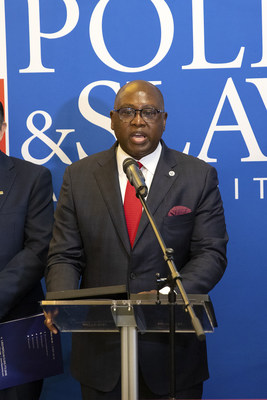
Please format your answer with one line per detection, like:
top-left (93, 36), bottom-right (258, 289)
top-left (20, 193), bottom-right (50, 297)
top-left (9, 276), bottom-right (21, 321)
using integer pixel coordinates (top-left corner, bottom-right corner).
top-left (0, 313), bottom-right (63, 390)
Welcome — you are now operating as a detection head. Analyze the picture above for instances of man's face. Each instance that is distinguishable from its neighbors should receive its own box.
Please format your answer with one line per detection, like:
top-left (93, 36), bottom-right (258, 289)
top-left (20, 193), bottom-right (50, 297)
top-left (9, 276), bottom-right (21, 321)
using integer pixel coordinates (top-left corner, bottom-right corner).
top-left (110, 82), bottom-right (167, 160)
top-left (0, 121), bottom-right (6, 142)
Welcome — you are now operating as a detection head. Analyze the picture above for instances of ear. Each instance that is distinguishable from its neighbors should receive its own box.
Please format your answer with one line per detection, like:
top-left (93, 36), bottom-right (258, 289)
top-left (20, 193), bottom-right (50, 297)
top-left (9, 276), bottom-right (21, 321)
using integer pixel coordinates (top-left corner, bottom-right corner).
top-left (0, 122), bottom-right (6, 142)
top-left (110, 110), bottom-right (115, 131)
top-left (163, 112), bottom-right (168, 131)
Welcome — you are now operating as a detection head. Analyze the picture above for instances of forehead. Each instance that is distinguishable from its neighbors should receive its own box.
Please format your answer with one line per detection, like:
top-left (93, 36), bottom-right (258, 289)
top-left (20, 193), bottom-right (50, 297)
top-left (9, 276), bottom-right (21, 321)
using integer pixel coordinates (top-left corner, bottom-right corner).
top-left (115, 83), bottom-right (163, 108)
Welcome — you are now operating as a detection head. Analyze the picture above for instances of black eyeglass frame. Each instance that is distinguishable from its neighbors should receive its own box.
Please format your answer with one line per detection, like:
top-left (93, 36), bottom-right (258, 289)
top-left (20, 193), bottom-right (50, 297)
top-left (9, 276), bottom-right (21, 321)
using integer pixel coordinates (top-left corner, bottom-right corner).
top-left (113, 107), bottom-right (165, 122)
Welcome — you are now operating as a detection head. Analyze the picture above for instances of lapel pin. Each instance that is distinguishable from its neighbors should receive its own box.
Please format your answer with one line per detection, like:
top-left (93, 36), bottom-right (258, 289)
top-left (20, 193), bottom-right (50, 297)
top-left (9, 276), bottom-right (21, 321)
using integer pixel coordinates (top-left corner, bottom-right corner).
top-left (169, 171), bottom-right (175, 177)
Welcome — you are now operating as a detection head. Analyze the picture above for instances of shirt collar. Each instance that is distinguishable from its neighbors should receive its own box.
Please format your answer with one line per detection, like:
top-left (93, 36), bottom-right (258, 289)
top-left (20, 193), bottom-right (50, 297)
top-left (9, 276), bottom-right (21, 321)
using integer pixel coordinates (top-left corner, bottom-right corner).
top-left (116, 142), bottom-right (162, 176)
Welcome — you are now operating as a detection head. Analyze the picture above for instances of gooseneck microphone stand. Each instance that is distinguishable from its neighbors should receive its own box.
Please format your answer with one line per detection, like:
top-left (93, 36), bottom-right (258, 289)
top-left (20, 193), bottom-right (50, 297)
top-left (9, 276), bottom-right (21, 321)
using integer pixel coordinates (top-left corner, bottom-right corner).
top-left (136, 187), bottom-right (205, 400)
top-left (123, 157), bottom-right (205, 399)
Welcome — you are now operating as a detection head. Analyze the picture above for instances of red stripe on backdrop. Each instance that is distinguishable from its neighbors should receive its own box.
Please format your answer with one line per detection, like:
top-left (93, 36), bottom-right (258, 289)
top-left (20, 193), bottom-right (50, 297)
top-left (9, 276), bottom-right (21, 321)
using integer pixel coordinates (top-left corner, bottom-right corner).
top-left (0, 79), bottom-right (6, 153)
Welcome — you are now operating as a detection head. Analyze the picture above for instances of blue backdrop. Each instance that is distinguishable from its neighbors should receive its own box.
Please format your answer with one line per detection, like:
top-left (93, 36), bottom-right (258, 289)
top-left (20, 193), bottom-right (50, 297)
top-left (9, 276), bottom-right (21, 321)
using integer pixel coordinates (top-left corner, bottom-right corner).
top-left (0, 0), bottom-right (267, 398)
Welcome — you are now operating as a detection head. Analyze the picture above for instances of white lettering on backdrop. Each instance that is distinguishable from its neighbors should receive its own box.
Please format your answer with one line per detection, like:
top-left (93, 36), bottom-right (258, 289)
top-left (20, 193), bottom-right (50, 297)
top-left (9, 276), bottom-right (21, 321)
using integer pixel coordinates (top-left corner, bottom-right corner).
top-left (21, 110), bottom-right (73, 164)
top-left (198, 78), bottom-right (267, 162)
top-left (19, 0), bottom-right (267, 73)
top-left (234, 178), bottom-right (267, 199)
top-left (22, 78), bottom-right (267, 164)
top-left (89, 0), bottom-right (174, 72)
top-left (19, 0), bottom-right (79, 73)
top-left (253, 178), bottom-right (267, 199)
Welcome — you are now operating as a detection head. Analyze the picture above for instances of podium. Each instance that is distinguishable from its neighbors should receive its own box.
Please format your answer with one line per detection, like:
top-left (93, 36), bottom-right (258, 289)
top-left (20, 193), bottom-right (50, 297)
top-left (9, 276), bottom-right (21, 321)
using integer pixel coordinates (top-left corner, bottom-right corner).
top-left (42, 288), bottom-right (217, 400)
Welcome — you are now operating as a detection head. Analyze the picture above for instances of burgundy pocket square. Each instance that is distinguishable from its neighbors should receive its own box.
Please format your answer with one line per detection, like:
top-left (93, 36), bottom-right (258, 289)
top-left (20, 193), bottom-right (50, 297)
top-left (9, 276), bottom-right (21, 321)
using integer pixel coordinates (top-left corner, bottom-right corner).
top-left (168, 206), bottom-right (192, 216)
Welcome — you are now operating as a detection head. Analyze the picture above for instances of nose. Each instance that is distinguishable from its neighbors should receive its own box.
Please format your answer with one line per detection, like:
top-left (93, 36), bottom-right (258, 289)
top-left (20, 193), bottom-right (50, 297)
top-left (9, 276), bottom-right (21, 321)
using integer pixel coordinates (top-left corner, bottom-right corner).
top-left (131, 110), bottom-right (146, 125)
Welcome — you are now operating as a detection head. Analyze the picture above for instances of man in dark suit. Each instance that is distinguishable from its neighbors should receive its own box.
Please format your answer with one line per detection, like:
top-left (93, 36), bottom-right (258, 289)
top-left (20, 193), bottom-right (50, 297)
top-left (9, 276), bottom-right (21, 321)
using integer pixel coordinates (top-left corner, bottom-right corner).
top-left (45, 80), bottom-right (228, 399)
top-left (0, 102), bottom-right (54, 400)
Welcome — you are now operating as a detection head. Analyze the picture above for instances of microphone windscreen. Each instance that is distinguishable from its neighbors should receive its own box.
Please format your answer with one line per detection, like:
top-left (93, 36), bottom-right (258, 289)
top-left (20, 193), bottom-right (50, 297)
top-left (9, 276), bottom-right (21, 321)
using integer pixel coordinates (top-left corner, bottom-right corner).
top-left (123, 158), bottom-right (138, 174)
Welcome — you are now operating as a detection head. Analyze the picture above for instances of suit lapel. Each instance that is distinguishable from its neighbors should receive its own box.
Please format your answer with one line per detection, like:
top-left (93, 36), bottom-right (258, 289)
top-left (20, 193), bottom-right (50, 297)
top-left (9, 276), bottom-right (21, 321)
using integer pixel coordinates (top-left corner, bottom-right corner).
top-left (0, 152), bottom-right (16, 211)
top-left (134, 143), bottom-right (180, 246)
top-left (93, 144), bottom-right (131, 254)
top-left (92, 142), bottom-right (182, 252)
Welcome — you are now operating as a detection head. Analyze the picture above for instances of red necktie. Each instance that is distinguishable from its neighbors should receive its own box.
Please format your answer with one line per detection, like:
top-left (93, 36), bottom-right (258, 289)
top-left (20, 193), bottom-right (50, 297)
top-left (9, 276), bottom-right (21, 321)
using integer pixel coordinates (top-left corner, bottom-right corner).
top-left (124, 162), bottom-right (143, 247)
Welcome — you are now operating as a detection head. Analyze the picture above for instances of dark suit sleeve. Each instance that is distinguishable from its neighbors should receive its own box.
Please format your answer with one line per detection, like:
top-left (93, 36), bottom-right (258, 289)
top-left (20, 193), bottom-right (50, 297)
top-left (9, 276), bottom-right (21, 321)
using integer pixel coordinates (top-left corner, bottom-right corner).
top-left (45, 166), bottom-right (84, 292)
top-left (179, 166), bottom-right (228, 294)
top-left (0, 167), bottom-right (54, 320)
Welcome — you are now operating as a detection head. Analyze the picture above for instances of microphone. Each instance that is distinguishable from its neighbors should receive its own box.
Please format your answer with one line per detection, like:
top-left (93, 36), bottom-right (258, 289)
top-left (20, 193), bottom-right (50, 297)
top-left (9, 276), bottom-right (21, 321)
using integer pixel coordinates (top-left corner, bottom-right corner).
top-left (123, 158), bottom-right (148, 198)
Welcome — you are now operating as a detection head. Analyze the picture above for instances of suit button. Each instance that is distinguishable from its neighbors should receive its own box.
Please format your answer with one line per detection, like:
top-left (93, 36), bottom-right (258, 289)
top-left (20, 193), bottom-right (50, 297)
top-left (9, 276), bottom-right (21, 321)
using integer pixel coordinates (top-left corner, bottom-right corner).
top-left (130, 272), bottom-right (136, 280)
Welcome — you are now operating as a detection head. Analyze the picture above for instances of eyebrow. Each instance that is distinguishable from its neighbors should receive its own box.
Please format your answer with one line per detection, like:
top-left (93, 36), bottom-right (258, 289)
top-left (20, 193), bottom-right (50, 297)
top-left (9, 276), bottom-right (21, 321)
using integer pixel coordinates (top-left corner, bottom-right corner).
top-left (116, 104), bottom-right (159, 109)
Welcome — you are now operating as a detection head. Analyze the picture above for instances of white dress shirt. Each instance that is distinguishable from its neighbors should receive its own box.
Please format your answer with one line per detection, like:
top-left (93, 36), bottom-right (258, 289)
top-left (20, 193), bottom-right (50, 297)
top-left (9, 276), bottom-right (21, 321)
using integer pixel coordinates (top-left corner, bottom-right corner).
top-left (116, 142), bottom-right (162, 202)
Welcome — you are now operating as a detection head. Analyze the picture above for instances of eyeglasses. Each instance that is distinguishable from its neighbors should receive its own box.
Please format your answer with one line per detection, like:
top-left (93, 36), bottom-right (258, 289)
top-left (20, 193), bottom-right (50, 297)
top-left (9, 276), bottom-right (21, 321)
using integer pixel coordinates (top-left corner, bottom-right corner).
top-left (113, 107), bottom-right (165, 123)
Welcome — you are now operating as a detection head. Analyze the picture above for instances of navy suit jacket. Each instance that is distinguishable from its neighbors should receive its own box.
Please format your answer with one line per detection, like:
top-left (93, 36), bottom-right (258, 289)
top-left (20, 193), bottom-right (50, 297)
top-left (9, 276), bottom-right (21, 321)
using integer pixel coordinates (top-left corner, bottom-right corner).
top-left (0, 151), bottom-right (54, 322)
top-left (46, 141), bottom-right (228, 394)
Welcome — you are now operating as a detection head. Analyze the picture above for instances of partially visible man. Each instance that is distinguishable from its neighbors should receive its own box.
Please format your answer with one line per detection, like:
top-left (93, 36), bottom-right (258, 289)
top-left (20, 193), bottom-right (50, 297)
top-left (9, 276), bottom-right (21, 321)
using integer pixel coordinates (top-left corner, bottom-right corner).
top-left (0, 102), bottom-right (54, 400)
top-left (45, 80), bottom-right (228, 399)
